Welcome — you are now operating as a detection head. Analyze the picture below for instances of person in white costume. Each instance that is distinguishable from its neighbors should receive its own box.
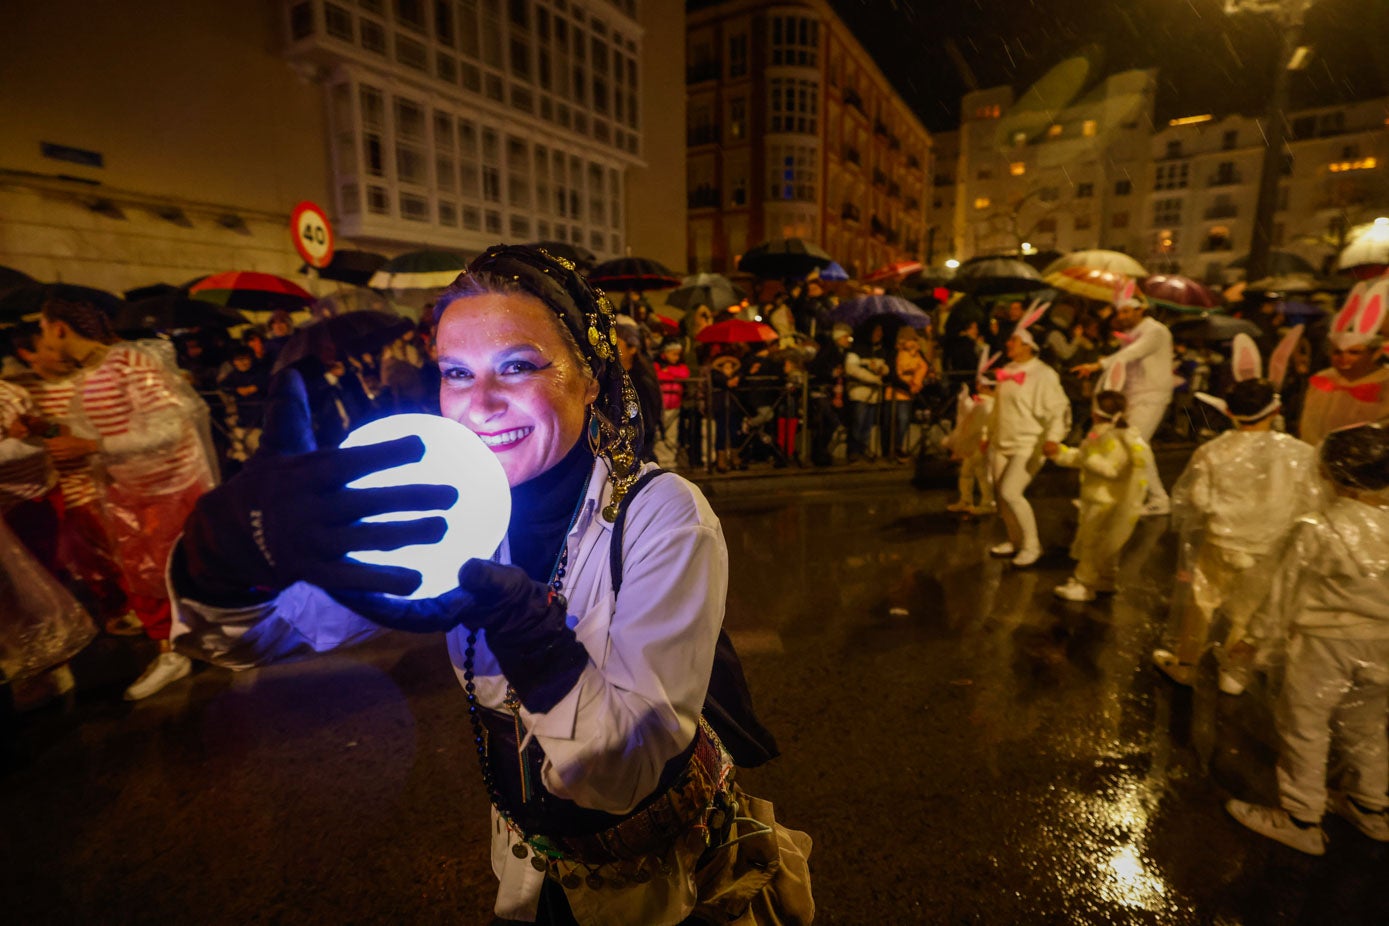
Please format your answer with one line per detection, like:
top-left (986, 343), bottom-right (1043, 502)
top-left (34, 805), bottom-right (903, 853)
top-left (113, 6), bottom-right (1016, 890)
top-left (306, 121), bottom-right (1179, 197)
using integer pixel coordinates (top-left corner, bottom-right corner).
top-left (984, 299), bottom-right (1069, 567)
top-left (1152, 330), bottom-right (1322, 692)
top-left (1225, 422), bottom-right (1389, 856)
top-left (1046, 363), bottom-right (1151, 602)
top-left (944, 351), bottom-right (997, 515)
top-left (1299, 275), bottom-right (1389, 447)
top-left (169, 245), bottom-right (811, 926)
top-left (1072, 279), bottom-right (1174, 515)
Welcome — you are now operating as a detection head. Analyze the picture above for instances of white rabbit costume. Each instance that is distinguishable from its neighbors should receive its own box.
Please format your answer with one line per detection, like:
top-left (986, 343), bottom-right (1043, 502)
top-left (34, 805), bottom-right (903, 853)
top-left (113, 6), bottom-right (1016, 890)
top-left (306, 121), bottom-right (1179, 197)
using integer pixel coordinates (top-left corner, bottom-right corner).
top-left (1099, 279), bottom-right (1174, 510)
top-left (1158, 331), bottom-right (1324, 679)
top-left (1050, 364), bottom-right (1151, 593)
top-left (987, 300), bottom-right (1070, 562)
top-left (1299, 277), bottom-right (1389, 447)
top-left (944, 352), bottom-right (997, 513)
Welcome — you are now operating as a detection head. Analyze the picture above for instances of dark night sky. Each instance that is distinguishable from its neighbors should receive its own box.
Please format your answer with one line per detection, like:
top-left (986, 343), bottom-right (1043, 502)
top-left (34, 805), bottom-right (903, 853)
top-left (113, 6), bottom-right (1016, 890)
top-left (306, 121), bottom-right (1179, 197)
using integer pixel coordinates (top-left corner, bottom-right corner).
top-left (691, 0), bottom-right (1389, 132)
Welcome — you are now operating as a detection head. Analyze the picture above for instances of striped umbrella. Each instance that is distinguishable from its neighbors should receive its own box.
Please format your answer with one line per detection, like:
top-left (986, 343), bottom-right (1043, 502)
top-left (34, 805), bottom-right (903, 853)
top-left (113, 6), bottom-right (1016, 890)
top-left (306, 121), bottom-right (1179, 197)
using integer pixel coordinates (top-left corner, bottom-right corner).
top-left (190, 271), bottom-right (314, 312)
top-left (368, 250), bottom-right (468, 290)
top-left (1043, 266), bottom-right (1132, 303)
top-left (1042, 249), bottom-right (1148, 277)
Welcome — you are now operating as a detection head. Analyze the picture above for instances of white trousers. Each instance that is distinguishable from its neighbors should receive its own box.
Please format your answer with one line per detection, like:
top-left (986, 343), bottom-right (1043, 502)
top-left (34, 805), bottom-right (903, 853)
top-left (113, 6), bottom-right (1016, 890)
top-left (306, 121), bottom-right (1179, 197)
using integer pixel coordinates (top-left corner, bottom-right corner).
top-left (654, 408), bottom-right (680, 468)
top-left (990, 449), bottom-right (1044, 554)
top-left (1125, 395), bottom-right (1169, 504)
top-left (958, 451), bottom-right (994, 507)
top-left (1276, 633), bottom-right (1389, 821)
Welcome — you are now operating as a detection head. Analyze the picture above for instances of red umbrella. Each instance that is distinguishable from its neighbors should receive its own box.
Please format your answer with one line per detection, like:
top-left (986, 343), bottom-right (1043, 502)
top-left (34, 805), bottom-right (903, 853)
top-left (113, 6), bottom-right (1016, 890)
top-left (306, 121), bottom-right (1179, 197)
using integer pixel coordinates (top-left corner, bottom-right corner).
top-left (695, 318), bottom-right (778, 344)
top-left (861, 260), bottom-right (924, 284)
top-left (1140, 274), bottom-right (1219, 312)
top-left (650, 313), bottom-right (681, 334)
top-left (190, 271), bottom-right (314, 312)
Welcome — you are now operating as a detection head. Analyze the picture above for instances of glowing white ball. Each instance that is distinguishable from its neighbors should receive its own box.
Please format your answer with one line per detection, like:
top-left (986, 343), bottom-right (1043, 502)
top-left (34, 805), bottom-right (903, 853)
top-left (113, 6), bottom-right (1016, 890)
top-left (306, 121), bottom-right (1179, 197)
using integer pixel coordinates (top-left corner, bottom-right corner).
top-left (340, 414), bottom-right (511, 599)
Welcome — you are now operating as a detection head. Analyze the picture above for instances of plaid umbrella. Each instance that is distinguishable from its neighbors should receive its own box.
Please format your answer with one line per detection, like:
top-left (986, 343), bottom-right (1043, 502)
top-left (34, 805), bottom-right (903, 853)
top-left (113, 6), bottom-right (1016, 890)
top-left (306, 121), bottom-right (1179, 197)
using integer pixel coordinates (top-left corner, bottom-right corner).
top-left (1042, 249), bottom-right (1148, 278)
top-left (588, 256), bottom-right (682, 292)
top-left (1043, 266), bottom-right (1131, 303)
top-left (368, 250), bottom-right (468, 290)
top-left (1141, 274), bottom-right (1219, 313)
top-left (190, 271), bottom-right (315, 312)
top-left (829, 294), bottom-right (932, 329)
top-left (695, 318), bottom-right (779, 344)
top-left (665, 273), bottom-right (743, 313)
top-left (737, 238), bottom-right (833, 279)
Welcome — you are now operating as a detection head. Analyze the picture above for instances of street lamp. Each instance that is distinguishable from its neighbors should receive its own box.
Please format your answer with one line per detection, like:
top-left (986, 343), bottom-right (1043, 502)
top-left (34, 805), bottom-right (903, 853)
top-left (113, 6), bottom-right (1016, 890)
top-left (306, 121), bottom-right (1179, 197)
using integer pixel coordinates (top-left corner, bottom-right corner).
top-left (1221, 0), bottom-right (1318, 284)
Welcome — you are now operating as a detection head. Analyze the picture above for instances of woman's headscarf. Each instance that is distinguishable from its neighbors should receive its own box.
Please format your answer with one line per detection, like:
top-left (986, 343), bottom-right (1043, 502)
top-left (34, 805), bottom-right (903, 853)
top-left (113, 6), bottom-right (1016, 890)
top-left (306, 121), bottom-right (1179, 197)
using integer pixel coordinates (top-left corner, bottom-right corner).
top-left (436, 244), bottom-right (644, 520)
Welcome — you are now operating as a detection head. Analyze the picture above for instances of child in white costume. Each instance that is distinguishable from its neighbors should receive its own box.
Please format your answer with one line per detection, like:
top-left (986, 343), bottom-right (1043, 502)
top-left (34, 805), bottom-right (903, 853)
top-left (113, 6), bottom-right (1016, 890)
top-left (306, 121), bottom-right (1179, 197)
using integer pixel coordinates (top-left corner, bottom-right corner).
top-left (985, 300), bottom-right (1070, 567)
top-left (1225, 422), bottom-right (1389, 856)
top-left (1153, 330), bottom-right (1322, 690)
top-left (944, 352), bottom-right (997, 515)
top-left (1047, 364), bottom-right (1151, 602)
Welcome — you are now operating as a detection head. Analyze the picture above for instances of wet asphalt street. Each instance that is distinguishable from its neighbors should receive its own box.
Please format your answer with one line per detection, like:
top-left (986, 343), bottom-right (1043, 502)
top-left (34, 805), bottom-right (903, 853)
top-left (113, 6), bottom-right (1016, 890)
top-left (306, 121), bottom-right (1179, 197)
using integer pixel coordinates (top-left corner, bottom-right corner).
top-left (4, 452), bottom-right (1388, 925)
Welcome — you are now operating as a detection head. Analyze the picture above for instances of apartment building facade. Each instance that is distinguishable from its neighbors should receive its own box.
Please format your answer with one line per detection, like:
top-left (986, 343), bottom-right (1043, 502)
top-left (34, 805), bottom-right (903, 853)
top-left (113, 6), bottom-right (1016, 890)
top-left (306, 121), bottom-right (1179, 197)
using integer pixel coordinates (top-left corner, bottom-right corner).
top-left (685, 0), bottom-right (930, 277)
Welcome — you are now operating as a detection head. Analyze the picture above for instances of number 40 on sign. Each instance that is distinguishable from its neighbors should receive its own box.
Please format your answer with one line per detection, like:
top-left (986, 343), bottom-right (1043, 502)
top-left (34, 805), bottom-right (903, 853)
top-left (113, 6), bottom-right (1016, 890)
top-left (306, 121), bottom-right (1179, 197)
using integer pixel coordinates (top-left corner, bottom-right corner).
top-left (291, 200), bottom-right (335, 269)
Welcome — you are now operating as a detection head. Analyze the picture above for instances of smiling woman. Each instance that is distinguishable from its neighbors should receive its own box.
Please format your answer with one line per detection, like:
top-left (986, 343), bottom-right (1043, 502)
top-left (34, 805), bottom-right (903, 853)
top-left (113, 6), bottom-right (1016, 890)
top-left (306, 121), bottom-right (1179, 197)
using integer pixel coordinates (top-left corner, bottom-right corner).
top-left (168, 244), bottom-right (807, 926)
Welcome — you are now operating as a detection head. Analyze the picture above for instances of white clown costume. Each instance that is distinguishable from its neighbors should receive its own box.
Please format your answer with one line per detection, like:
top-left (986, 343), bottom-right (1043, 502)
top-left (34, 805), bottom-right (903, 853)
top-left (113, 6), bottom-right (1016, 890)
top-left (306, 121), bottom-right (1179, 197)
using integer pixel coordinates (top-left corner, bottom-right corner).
top-left (987, 300), bottom-right (1069, 566)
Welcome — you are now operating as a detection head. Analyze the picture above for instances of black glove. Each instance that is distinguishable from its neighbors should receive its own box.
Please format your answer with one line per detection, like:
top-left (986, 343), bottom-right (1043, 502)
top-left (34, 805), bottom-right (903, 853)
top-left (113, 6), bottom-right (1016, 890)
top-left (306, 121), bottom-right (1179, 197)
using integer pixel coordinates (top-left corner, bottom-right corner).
top-left (179, 369), bottom-right (457, 605)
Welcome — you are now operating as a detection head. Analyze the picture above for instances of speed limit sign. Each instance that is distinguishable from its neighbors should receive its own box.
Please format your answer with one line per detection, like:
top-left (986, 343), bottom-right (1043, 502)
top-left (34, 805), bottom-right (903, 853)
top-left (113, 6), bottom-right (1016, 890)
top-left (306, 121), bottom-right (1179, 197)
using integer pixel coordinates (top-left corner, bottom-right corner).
top-left (290, 200), bottom-right (335, 268)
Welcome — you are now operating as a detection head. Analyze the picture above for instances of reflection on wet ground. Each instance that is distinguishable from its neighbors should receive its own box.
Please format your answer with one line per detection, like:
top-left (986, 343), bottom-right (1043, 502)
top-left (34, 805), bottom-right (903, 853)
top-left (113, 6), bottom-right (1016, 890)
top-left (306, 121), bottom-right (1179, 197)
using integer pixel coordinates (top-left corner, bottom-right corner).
top-left (4, 459), bottom-right (1387, 924)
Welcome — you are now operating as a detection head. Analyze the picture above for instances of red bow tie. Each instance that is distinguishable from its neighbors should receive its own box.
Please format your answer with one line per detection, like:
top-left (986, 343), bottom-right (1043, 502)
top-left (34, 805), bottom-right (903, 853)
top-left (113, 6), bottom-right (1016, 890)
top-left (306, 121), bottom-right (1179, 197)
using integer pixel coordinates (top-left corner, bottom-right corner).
top-left (1309, 374), bottom-right (1383, 404)
top-left (996, 369), bottom-right (1026, 385)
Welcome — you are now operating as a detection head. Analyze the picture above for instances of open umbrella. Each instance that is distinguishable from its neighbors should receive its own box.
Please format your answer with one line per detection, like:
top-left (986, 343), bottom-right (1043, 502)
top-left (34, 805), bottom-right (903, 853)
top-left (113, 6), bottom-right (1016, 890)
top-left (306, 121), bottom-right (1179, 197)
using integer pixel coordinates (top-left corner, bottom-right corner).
top-left (588, 256), bottom-right (682, 292)
top-left (525, 241), bottom-right (598, 272)
top-left (272, 310), bottom-right (414, 376)
top-left (665, 273), bottom-right (743, 313)
top-left (695, 318), bottom-right (778, 345)
top-left (1336, 220), bottom-right (1389, 278)
top-left (0, 266), bottom-right (38, 295)
top-left (818, 261), bottom-right (850, 282)
top-left (861, 260), bottom-right (924, 285)
top-left (737, 238), bottom-right (832, 279)
top-left (191, 271), bottom-right (315, 312)
top-left (1227, 250), bottom-right (1316, 278)
top-left (949, 257), bottom-right (1047, 295)
top-left (368, 250), bottom-right (467, 290)
top-left (1141, 274), bottom-right (1219, 313)
top-left (113, 293), bottom-right (246, 335)
top-left (305, 249), bottom-right (388, 286)
top-left (0, 282), bottom-right (125, 323)
top-left (310, 287), bottom-right (408, 319)
top-left (1169, 313), bottom-right (1261, 342)
top-left (1043, 266), bottom-right (1130, 303)
top-left (829, 294), bottom-right (932, 329)
top-left (1043, 250), bottom-right (1148, 278)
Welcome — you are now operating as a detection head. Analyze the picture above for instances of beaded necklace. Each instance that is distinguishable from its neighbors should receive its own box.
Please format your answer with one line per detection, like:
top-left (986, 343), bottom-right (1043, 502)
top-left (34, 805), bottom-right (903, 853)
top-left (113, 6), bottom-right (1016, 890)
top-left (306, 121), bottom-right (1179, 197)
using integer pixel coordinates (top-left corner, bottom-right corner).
top-left (461, 465), bottom-right (593, 873)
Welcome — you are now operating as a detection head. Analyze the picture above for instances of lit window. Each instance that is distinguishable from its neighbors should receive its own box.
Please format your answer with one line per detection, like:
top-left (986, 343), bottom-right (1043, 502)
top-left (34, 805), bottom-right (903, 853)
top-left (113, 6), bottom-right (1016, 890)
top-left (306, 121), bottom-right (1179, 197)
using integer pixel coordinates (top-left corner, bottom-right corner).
top-left (1047, 124), bottom-right (1062, 138)
top-left (1009, 162), bottom-right (1026, 176)
top-left (1329, 157), bottom-right (1378, 172)
top-left (1082, 120), bottom-right (1097, 137)
top-left (974, 197), bottom-right (991, 210)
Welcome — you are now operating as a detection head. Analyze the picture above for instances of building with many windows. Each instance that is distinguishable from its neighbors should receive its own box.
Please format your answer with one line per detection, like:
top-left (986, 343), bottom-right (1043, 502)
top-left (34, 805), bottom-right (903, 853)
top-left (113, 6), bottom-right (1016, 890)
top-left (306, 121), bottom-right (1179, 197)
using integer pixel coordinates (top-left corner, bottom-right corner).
top-left (685, 0), bottom-right (931, 277)
top-left (0, 0), bottom-right (684, 295)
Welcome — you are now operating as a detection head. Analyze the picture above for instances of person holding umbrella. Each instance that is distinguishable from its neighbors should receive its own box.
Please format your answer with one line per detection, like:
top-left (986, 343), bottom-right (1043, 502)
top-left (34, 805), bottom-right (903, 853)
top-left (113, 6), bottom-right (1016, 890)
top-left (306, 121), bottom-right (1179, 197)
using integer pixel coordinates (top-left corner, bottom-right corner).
top-left (168, 245), bottom-right (807, 924)
top-left (1072, 281), bottom-right (1175, 516)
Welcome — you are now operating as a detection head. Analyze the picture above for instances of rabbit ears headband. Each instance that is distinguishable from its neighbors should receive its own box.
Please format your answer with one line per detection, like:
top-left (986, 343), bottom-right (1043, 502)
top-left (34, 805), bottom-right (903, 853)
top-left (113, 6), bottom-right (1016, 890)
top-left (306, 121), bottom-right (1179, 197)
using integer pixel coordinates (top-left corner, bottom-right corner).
top-left (1330, 277), bottom-right (1388, 349)
top-left (976, 350), bottom-right (1001, 387)
top-left (1195, 326), bottom-right (1304, 421)
top-left (1096, 359), bottom-right (1126, 394)
top-left (1012, 297), bottom-right (1052, 348)
top-left (1114, 277), bottom-right (1145, 310)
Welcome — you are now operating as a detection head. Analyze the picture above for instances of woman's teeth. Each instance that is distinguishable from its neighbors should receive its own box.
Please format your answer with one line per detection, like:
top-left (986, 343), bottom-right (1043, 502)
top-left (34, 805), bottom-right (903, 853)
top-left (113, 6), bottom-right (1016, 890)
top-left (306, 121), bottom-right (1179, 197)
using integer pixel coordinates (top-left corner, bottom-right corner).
top-left (479, 427), bottom-right (533, 448)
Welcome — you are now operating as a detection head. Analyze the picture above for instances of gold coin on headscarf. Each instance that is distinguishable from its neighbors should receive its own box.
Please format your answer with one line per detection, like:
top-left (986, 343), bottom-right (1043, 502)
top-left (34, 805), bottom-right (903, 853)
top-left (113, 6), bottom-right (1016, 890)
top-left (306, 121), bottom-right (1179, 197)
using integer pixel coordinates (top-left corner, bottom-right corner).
top-left (588, 327), bottom-right (600, 346)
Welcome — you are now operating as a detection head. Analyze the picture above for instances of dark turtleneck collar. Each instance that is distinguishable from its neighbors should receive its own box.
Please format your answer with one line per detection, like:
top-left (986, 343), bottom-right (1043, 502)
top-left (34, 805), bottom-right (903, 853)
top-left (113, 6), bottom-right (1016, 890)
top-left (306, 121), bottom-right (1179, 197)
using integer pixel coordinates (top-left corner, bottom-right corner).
top-left (507, 438), bottom-right (596, 583)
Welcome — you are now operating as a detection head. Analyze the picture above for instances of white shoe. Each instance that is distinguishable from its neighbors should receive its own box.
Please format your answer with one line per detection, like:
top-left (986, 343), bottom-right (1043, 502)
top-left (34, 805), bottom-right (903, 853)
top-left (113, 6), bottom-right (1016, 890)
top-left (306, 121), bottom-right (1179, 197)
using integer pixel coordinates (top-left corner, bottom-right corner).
top-left (1011, 548), bottom-right (1041, 568)
top-left (1141, 498), bottom-right (1171, 517)
top-left (1053, 577), bottom-right (1096, 601)
top-left (1329, 791), bottom-right (1389, 842)
top-left (1225, 800), bottom-right (1327, 856)
top-left (1152, 648), bottom-right (1194, 686)
top-left (123, 651), bottom-right (192, 701)
top-left (1217, 668), bottom-right (1248, 696)
top-left (988, 542), bottom-right (1016, 558)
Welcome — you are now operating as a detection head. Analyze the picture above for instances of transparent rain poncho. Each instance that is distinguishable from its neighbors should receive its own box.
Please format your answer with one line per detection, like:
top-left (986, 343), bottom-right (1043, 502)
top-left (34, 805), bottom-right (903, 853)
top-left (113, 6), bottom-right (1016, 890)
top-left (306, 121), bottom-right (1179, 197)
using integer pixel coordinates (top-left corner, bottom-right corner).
top-left (1163, 429), bottom-right (1325, 657)
top-left (66, 339), bottom-right (220, 596)
top-left (0, 516), bottom-right (95, 683)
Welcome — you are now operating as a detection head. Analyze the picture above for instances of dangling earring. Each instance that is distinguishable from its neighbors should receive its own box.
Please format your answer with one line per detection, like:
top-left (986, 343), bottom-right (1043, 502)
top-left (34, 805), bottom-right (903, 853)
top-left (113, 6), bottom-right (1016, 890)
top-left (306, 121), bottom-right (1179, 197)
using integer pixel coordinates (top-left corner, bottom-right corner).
top-left (586, 408), bottom-right (603, 456)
